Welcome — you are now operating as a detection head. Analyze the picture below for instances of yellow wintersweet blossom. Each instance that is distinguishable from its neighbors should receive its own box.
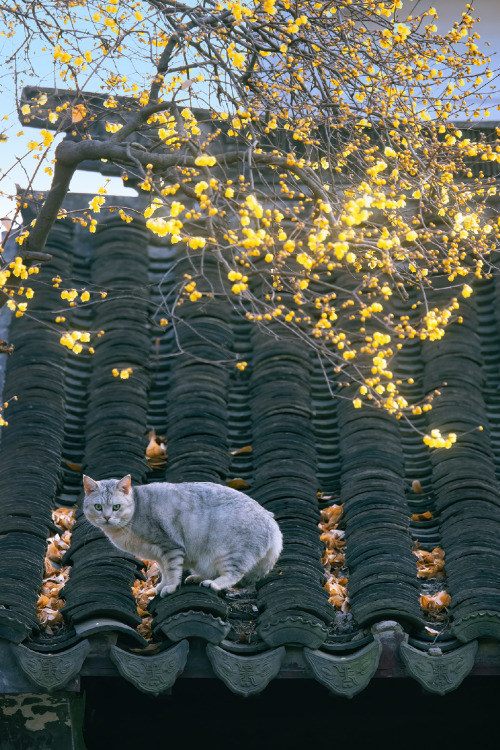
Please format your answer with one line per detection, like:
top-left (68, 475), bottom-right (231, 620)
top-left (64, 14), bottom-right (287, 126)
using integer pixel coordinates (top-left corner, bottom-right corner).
top-left (10, 257), bottom-right (28, 279)
top-left (263, 0), bottom-right (276, 13)
top-left (112, 368), bottom-right (133, 379)
top-left (423, 429), bottom-right (457, 449)
top-left (59, 330), bottom-right (90, 352)
top-left (194, 181), bottom-right (209, 196)
top-left (462, 284), bottom-right (473, 298)
top-left (60, 289), bottom-right (77, 302)
top-left (226, 1), bottom-right (252, 22)
top-left (170, 202), bottom-right (185, 217)
top-left (53, 44), bottom-right (71, 63)
top-left (232, 282), bottom-right (248, 294)
top-left (297, 253), bottom-right (314, 270)
top-left (194, 155), bottom-right (216, 167)
top-left (144, 204), bottom-right (159, 219)
top-left (60, 333), bottom-right (75, 349)
top-left (394, 23), bottom-right (411, 42)
top-left (158, 126), bottom-right (176, 141)
top-left (188, 237), bottom-right (206, 249)
top-left (146, 217), bottom-right (183, 238)
top-left (246, 195), bottom-right (264, 218)
top-left (228, 44), bottom-right (246, 69)
top-left (333, 241), bottom-right (348, 260)
top-left (40, 130), bottom-right (53, 147)
top-left (89, 195), bottom-right (105, 213)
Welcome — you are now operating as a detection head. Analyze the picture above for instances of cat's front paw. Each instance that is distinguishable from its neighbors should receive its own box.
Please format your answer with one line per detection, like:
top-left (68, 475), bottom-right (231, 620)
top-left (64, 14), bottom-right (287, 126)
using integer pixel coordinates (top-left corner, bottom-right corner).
top-left (200, 579), bottom-right (221, 591)
top-left (156, 582), bottom-right (179, 597)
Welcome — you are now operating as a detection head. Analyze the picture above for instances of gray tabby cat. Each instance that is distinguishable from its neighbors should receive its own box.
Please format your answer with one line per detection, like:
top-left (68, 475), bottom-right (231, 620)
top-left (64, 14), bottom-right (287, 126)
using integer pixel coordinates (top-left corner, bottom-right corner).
top-left (82, 475), bottom-right (282, 597)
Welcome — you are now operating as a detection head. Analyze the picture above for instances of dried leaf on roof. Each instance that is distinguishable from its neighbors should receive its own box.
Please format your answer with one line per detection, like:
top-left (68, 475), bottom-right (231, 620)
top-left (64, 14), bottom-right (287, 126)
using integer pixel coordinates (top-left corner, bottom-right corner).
top-left (37, 507), bottom-right (76, 631)
top-left (229, 445), bottom-right (252, 455)
top-left (411, 510), bottom-right (433, 521)
top-left (320, 504), bottom-right (343, 529)
top-left (319, 529), bottom-right (345, 549)
top-left (413, 546), bottom-right (446, 579)
top-left (319, 503), bottom-right (349, 611)
top-left (64, 460), bottom-right (83, 472)
top-left (52, 507), bottom-right (77, 531)
top-left (132, 560), bottom-right (160, 641)
top-left (145, 429), bottom-right (167, 470)
top-left (420, 590), bottom-right (451, 612)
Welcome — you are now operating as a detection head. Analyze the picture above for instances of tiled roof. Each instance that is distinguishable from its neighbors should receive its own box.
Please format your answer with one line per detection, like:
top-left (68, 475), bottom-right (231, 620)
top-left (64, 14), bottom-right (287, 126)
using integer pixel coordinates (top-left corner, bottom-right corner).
top-left (1, 191), bottom-right (500, 698)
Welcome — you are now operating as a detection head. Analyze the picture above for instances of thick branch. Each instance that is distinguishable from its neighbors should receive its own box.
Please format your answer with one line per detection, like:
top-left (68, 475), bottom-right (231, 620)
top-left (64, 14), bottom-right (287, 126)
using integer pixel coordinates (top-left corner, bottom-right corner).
top-left (0, 158), bottom-right (76, 312)
top-left (56, 136), bottom-right (330, 180)
top-left (150, 35), bottom-right (179, 102)
top-left (56, 136), bottom-right (244, 169)
top-left (23, 159), bottom-right (77, 257)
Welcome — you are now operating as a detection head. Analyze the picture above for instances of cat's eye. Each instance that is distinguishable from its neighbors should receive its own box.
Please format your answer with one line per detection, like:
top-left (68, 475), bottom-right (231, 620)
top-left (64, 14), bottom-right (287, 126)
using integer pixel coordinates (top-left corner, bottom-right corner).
top-left (94, 504), bottom-right (102, 511)
top-left (112, 504), bottom-right (121, 511)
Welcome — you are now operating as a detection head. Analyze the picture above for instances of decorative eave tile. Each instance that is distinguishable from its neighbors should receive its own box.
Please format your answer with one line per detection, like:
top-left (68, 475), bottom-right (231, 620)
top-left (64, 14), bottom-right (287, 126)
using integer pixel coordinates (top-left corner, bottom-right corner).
top-left (110, 640), bottom-right (189, 695)
top-left (12, 639), bottom-right (90, 692)
top-left (400, 641), bottom-right (478, 695)
top-left (206, 644), bottom-right (285, 697)
top-left (304, 639), bottom-right (381, 698)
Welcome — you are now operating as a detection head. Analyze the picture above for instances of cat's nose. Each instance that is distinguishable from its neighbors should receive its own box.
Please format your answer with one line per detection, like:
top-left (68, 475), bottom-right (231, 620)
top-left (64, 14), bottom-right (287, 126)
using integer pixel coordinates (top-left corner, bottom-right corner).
top-left (103, 514), bottom-right (111, 522)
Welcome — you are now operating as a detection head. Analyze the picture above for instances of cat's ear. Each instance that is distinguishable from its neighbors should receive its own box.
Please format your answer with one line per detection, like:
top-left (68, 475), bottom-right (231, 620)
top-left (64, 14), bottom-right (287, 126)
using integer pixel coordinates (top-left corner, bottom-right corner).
top-left (117, 475), bottom-right (132, 495)
top-left (83, 475), bottom-right (99, 495)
